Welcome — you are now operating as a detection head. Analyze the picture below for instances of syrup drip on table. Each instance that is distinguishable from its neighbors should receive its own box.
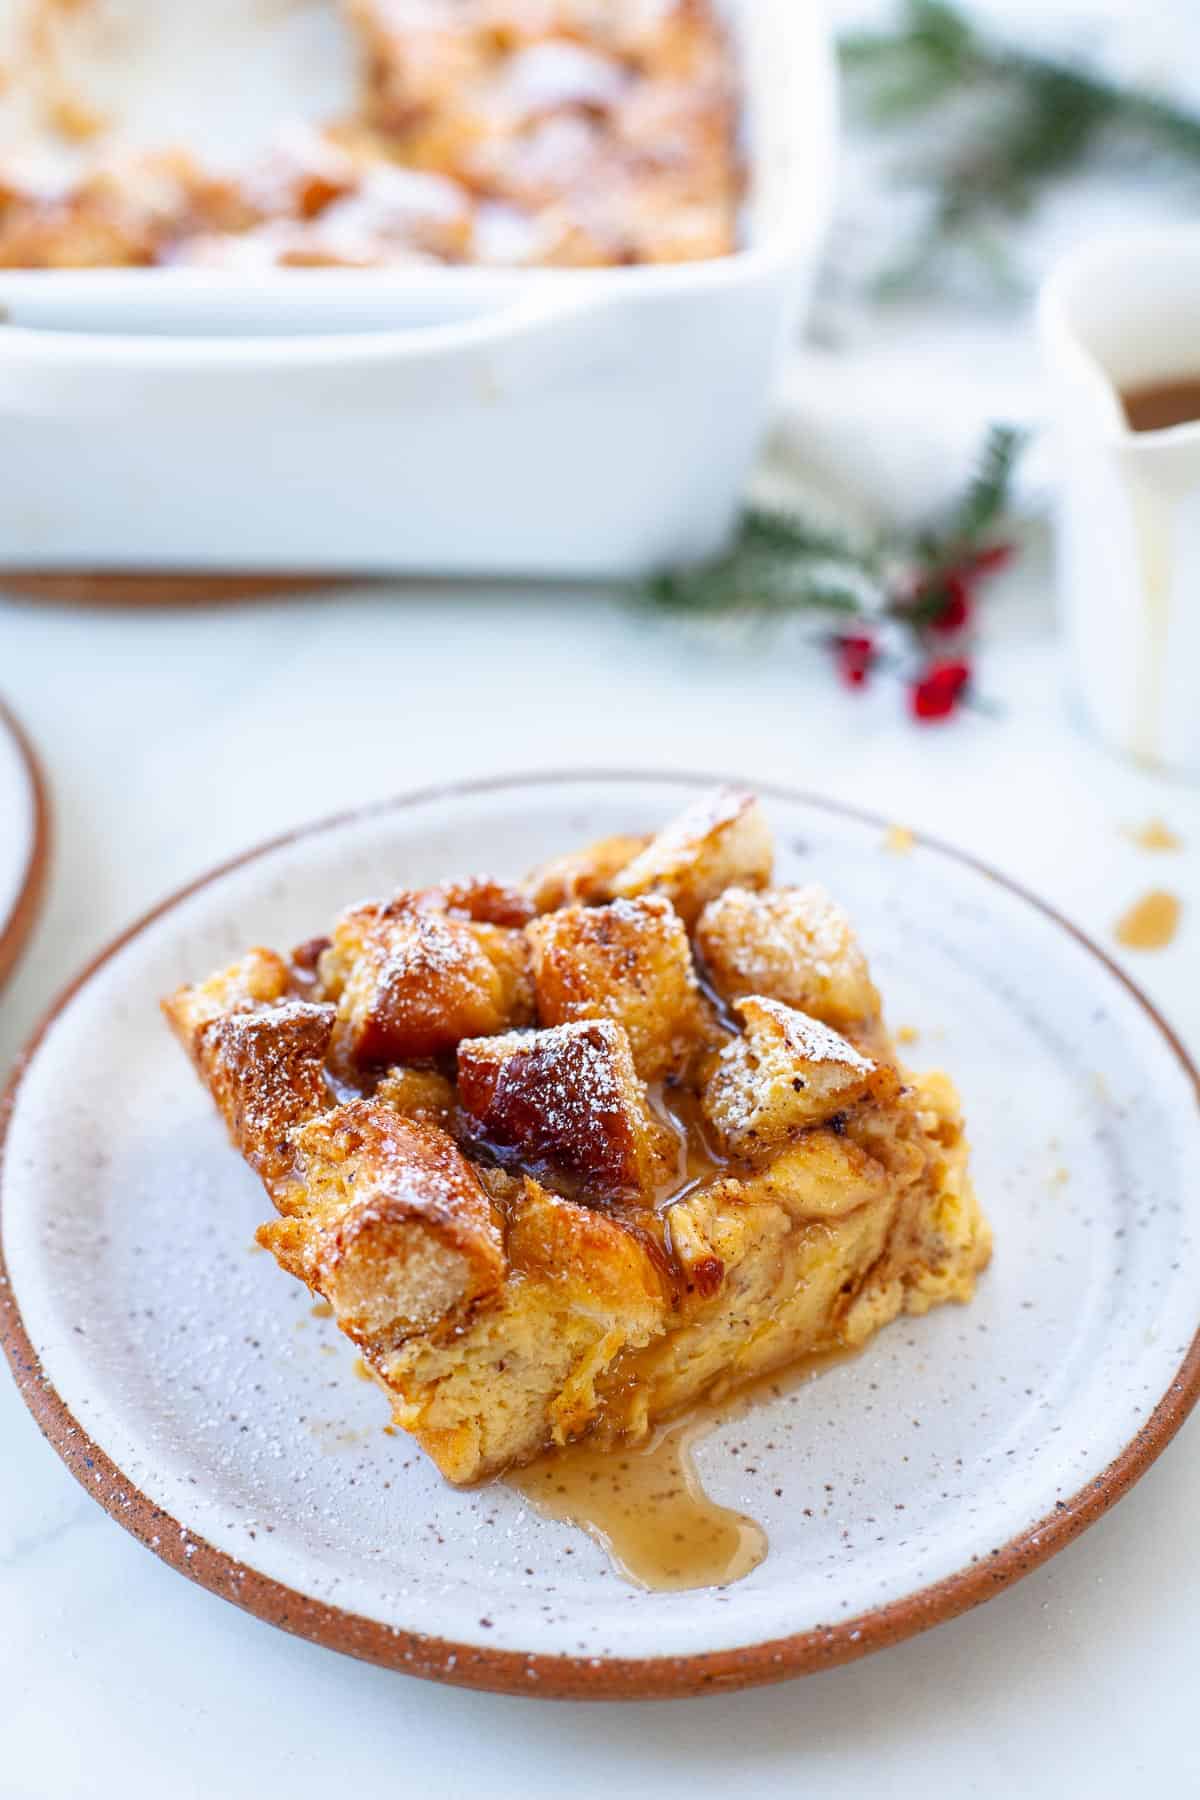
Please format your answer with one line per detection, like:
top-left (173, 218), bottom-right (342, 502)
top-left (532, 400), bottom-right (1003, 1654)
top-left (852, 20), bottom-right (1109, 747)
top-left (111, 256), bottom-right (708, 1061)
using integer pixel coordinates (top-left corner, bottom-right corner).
top-left (1115, 889), bottom-right (1181, 951)
top-left (1126, 818), bottom-right (1182, 853)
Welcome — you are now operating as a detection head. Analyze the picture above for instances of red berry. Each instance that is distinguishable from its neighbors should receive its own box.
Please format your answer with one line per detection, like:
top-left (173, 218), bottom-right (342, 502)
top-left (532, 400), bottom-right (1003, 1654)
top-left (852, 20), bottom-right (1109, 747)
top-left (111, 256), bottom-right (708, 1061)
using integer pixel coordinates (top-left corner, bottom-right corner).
top-left (930, 572), bottom-right (972, 634)
top-left (835, 633), bottom-right (875, 689)
top-left (910, 658), bottom-right (971, 721)
top-left (968, 543), bottom-right (1014, 576)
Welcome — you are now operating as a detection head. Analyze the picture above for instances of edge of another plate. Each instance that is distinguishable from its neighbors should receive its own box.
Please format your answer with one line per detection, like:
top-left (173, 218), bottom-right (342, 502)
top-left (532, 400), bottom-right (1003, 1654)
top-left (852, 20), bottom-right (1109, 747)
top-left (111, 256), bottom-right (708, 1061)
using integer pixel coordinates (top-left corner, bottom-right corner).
top-left (2, 769), bottom-right (1198, 1702)
top-left (0, 698), bottom-right (50, 993)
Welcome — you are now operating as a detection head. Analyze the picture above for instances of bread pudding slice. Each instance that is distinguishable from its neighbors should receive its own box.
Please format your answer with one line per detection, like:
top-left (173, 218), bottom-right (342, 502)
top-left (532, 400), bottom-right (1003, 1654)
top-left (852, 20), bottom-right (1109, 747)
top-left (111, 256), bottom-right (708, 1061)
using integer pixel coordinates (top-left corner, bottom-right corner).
top-left (1, 0), bottom-right (740, 271)
top-left (164, 788), bottom-right (991, 1485)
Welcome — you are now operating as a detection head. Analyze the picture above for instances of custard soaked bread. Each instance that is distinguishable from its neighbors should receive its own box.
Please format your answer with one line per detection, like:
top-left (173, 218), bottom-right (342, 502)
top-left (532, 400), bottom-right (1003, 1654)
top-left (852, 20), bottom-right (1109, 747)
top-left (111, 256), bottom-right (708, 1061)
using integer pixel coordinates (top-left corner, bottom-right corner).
top-left (164, 789), bottom-right (991, 1484)
top-left (1, 0), bottom-right (740, 269)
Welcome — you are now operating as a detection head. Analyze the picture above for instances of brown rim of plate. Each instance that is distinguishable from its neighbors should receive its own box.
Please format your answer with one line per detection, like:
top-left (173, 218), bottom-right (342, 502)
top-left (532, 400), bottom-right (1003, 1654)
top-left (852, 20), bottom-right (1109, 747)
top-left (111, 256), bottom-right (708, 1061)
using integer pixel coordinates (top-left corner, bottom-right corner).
top-left (1, 768), bottom-right (1198, 1703)
top-left (0, 697), bottom-right (50, 993)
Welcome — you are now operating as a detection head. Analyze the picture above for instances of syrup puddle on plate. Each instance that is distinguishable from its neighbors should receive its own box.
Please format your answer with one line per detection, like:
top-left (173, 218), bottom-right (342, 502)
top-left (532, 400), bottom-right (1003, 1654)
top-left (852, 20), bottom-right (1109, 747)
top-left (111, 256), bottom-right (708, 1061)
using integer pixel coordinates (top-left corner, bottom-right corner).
top-left (510, 1417), bottom-right (766, 1592)
top-left (508, 1349), bottom-right (857, 1592)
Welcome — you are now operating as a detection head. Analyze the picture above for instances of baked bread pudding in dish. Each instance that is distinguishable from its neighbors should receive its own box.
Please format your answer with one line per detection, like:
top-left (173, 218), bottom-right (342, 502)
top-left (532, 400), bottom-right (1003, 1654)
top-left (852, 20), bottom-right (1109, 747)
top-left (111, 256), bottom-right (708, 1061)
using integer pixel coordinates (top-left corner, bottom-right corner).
top-left (163, 789), bottom-right (991, 1486)
top-left (1, 0), bottom-right (740, 268)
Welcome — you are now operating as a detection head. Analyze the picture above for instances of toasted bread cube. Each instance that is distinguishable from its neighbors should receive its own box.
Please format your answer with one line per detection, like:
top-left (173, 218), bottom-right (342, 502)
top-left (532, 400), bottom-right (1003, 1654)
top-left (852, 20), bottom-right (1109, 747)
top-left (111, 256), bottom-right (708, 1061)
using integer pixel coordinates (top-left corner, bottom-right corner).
top-left (695, 883), bottom-right (882, 1040)
top-left (177, 1000), bottom-right (335, 1202)
top-left (527, 894), bottom-right (703, 1079)
top-left (377, 1173), bottom-right (669, 1481)
top-left (291, 934), bottom-right (332, 976)
top-left (525, 833), bottom-right (651, 913)
top-left (261, 1102), bottom-right (505, 1342)
top-left (374, 1065), bottom-right (457, 1128)
top-left (161, 947), bottom-right (292, 1049)
top-left (704, 996), bottom-right (897, 1155)
top-left (416, 877), bottom-right (535, 929)
top-left (609, 786), bottom-right (773, 925)
top-left (322, 896), bottom-right (533, 1065)
top-left (457, 1018), bottom-right (667, 1198)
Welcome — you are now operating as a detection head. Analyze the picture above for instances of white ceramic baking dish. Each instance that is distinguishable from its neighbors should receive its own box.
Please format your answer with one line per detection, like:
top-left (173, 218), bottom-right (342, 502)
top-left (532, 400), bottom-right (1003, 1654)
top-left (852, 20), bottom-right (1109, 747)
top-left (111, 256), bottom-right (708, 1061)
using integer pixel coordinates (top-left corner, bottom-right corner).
top-left (0, 0), bottom-right (835, 577)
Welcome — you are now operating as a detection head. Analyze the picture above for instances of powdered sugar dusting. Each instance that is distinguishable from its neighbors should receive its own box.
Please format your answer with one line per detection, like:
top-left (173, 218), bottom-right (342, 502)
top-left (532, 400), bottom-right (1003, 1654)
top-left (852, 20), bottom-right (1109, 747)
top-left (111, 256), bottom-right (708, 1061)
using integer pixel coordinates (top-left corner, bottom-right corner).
top-left (628, 786), bottom-right (751, 870)
top-left (737, 996), bottom-right (874, 1072)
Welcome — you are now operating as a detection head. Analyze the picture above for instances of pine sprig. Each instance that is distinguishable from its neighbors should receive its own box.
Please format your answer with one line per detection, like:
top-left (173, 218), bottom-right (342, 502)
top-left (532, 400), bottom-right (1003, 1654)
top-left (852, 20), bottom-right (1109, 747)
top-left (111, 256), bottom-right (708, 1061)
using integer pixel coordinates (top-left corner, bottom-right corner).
top-left (638, 424), bottom-right (1026, 721)
top-left (733, 511), bottom-right (876, 569)
top-left (642, 425), bottom-right (1023, 625)
top-left (645, 511), bottom-right (881, 619)
top-left (927, 422), bottom-right (1024, 557)
top-left (840, 0), bottom-right (1200, 293)
top-left (840, 0), bottom-right (978, 117)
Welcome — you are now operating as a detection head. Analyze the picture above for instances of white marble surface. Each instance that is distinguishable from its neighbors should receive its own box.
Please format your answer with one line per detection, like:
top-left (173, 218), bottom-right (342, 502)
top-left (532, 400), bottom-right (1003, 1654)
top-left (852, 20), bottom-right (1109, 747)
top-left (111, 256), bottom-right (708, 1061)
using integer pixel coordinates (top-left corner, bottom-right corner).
top-left (0, 543), bottom-right (1198, 1797)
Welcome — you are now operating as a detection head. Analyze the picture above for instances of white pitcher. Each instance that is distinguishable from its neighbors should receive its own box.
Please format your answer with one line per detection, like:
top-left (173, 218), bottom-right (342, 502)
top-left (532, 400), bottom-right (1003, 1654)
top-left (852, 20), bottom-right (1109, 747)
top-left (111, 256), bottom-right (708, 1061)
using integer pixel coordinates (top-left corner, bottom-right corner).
top-left (1039, 231), bottom-right (1200, 777)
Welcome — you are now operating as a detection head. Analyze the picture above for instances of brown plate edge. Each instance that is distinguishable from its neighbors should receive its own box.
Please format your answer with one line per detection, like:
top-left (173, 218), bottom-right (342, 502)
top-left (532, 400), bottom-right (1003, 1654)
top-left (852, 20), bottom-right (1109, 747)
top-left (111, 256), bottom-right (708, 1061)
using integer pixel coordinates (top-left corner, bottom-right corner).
top-left (0, 697), bottom-right (51, 993)
top-left (1, 766), bottom-right (1198, 1703)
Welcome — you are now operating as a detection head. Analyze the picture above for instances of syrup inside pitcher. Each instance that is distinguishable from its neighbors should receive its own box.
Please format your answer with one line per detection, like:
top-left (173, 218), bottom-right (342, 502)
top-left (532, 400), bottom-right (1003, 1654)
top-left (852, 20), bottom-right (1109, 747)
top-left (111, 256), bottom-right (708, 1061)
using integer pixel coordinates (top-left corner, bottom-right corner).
top-left (1123, 376), bottom-right (1200, 433)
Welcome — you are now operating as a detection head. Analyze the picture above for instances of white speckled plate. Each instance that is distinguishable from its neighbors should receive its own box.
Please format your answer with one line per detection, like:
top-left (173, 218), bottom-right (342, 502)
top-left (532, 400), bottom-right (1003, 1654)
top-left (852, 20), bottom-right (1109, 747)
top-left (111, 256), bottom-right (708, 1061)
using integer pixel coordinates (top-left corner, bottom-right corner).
top-left (0, 698), bottom-right (48, 989)
top-left (2, 773), bottom-right (1198, 1700)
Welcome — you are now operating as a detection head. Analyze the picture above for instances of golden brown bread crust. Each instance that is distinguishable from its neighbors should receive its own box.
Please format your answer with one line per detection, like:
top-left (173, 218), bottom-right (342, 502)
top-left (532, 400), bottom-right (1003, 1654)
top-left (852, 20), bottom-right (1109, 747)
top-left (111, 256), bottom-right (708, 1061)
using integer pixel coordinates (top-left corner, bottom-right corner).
top-left (527, 894), bottom-right (705, 1080)
top-left (696, 882), bottom-right (885, 1048)
top-left (702, 996), bottom-right (900, 1157)
top-left (525, 833), bottom-right (651, 913)
top-left (421, 877), bottom-right (537, 929)
top-left (162, 953), bottom-right (335, 1203)
top-left (1, 0), bottom-right (740, 270)
top-left (320, 894), bottom-right (533, 1065)
top-left (262, 1103), bottom-right (505, 1341)
top-left (457, 1018), bottom-right (674, 1197)
top-left (162, 946), bottom-right (292, 1036)
top-left (610, 786), bottom-right (774, 926)
top-left (189, 1003), bottom-right (336, 1203)
top-left (165, 788), bottom-right (991, 1485)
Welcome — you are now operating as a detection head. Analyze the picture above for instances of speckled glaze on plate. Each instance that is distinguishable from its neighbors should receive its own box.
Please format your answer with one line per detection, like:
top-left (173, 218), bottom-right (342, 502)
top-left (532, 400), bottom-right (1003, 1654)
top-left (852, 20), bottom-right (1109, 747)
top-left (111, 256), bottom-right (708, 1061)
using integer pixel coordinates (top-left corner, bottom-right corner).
top-left (2, 772), bottom-right (1198, 1701)
top-left (0, 698), bottom-right (49, 991)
